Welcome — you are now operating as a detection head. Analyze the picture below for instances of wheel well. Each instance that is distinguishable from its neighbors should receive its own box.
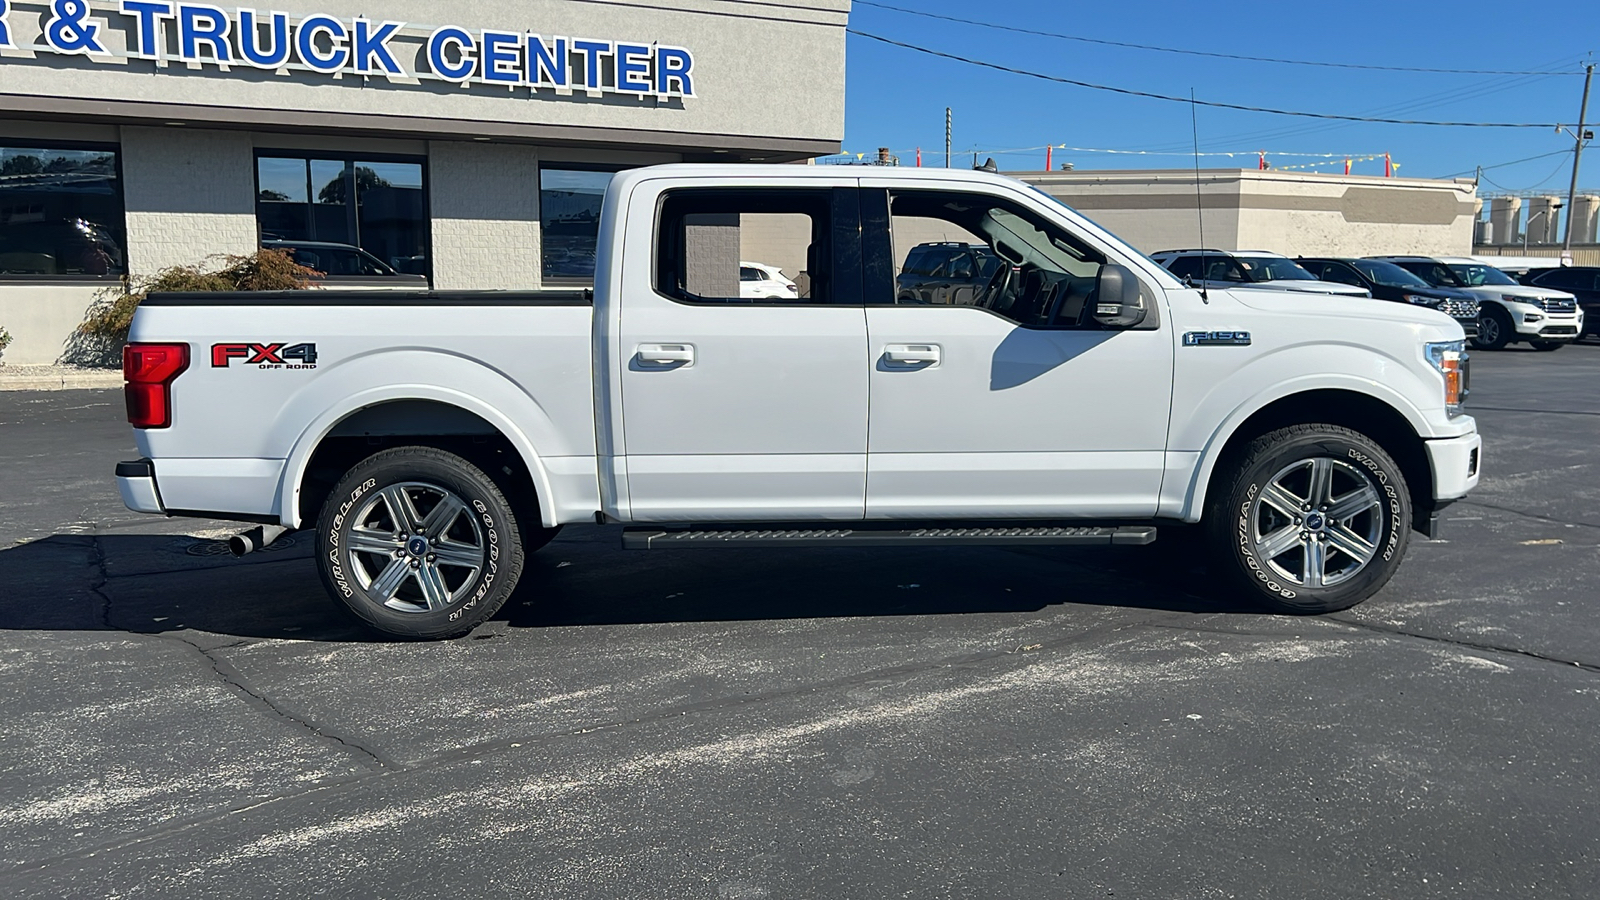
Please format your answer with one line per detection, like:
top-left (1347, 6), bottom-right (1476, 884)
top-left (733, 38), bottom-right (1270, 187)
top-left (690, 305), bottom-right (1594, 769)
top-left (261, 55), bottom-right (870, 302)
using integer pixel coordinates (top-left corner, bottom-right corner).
top-left (298, 400), bottom-right (541, 528)
top-left (1208, 390), bottom-right (1434, 530)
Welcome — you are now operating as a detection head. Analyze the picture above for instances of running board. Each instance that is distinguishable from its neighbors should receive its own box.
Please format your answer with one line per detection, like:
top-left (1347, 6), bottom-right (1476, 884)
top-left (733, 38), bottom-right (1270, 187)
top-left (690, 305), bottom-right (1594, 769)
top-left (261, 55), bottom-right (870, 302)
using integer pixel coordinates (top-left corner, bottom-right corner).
top-left (622, 525), bottom-right (1157, 550)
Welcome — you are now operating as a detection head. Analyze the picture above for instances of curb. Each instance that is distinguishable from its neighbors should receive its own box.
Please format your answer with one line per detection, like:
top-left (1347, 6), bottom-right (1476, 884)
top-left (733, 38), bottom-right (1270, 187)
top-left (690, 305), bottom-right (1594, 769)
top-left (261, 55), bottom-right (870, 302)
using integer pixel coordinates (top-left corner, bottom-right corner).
top-left (0, 372), bottom-right (123, 392)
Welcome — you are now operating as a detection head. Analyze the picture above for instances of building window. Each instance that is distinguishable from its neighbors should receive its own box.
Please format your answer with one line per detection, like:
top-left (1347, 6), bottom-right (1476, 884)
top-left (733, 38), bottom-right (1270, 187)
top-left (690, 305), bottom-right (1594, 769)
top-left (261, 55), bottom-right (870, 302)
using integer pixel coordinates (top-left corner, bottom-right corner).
top-left (0, 143), bottom-right (126, 279)
top-left (255, 153), bottom-right (430, 279)
top-left (540, 167), bottom-right (621, 285)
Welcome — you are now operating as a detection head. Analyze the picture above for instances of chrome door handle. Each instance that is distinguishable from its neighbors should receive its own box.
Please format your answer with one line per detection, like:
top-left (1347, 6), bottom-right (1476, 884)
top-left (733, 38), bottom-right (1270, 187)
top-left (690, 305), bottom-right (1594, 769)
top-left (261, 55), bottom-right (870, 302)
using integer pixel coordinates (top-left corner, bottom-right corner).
top-left (636, 343), bottom-right (695, 367)
top-left (883, 343), bottom-right (941, 366)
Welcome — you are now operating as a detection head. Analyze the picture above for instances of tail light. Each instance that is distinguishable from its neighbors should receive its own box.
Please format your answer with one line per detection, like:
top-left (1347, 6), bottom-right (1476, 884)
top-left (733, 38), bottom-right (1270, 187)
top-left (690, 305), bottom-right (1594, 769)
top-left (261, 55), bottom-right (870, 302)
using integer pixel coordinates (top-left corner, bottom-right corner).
top-left (124, 343), bottom-right (189, 428)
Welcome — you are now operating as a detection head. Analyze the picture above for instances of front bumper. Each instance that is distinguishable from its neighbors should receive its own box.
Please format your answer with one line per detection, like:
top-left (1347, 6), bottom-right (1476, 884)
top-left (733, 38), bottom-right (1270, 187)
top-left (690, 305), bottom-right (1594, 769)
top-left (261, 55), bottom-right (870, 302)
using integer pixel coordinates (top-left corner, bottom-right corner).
top-left (1425, 432), bottom-right (1482, 502)
top-left (116, 459), bottom-right (165, 515)
top-left (1452, 315), bottom-right (1480, 339)
top-left (1511, 309), bottom-right (1583, 339)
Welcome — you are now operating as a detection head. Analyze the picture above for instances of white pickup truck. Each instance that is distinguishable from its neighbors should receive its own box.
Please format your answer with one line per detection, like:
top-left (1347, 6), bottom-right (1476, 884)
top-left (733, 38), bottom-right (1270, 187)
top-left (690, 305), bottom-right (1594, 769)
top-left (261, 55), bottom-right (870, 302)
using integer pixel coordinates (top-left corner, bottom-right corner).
top-left (115, 165), bottom-right (1481, 639)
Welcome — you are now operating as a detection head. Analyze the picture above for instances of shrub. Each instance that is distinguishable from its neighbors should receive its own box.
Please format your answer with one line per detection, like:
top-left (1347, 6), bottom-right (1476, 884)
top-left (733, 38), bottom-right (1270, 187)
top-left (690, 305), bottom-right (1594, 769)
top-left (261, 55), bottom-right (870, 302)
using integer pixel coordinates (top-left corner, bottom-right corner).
top-left (76, 249), bottom-right (322, 343)
top-left (0, 325), bottom-right (12, 361)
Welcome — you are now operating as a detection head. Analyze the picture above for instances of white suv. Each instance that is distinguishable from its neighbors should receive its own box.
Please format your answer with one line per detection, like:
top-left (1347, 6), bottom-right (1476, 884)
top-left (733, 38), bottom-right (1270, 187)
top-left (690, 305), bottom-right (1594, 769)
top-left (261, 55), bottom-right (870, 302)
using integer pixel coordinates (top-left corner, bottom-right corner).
top-left (1152, 249), bottom-right (1371, 298)
top-left (1375, 256), bottom-right (1583, 351)
top-left (739, 261), bottom-right (799, 299)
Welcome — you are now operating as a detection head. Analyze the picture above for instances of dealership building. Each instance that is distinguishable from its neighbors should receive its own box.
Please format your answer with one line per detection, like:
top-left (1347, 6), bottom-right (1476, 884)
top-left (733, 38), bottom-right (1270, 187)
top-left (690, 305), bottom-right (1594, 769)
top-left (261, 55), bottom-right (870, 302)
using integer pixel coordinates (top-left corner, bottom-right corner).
top-left (0, 0), bottom-right (848, 365)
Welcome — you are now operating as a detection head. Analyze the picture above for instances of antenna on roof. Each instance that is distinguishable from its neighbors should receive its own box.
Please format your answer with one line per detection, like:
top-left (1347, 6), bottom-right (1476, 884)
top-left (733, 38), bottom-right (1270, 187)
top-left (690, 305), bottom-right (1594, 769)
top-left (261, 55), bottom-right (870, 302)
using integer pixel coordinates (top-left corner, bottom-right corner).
top-left (1190, 89), bottom-right (1210, 303)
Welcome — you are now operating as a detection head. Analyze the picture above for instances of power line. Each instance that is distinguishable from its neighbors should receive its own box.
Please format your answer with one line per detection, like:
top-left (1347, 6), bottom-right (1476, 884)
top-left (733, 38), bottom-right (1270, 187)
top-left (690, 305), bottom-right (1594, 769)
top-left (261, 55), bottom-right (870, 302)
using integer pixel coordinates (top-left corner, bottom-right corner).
top-left (1436, 149), bottom-right (1574, 179)
top-left (854, 0), bottom-right (1585, 77)
top-left (1133, 56), bottom-right (1579, 152)
top-left (850, 29), bottom-right (1566, 128)
top-left (1480, 157), bottom-right (1577, 192)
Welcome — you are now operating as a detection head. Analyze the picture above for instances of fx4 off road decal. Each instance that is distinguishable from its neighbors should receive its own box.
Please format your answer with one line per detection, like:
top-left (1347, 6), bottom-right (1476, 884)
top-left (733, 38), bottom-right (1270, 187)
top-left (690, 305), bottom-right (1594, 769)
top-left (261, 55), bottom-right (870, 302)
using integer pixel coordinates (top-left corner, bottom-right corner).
top-left (212, 342), bottom-right (319, 369)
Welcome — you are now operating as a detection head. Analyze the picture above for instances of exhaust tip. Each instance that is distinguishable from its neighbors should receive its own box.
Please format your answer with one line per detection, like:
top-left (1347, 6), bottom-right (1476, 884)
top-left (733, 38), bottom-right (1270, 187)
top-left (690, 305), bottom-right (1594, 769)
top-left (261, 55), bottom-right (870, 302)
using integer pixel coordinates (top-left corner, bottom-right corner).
top-left (228, 528), bottom-right (261, 557)
top-left (228, 525), bottom-right (286, 557)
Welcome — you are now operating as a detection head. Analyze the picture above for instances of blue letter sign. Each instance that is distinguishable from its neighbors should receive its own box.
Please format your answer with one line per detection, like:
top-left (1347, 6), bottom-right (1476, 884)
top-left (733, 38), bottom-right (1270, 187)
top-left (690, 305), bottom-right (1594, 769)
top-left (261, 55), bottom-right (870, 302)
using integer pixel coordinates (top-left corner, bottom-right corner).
top-left (5, 6), bottom-right (698, 100)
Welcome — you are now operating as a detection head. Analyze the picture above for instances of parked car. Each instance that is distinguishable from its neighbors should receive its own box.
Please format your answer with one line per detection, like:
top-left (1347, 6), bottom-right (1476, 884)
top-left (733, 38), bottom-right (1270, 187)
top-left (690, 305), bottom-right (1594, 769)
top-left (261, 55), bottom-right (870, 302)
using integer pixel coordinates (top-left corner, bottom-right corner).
top-left (116, 163), bottom-right (1480, 639)
top-left (896, 241), bottom-right (1003, 305)
top-left (739, 261), bottom-right (799, 299)
top-left (1297, 257), bottom-right (1480, 339)
top-left (1518, 266), bottom-right (1600, 341)
top-left (0, 218), bottom-right (125, 276)
top-left (262, 240), bottom-right (429, 289)
top-left (1371, 256), bottom-right (1581, 351)
top-left (1151, 249), bottom-right (1371, 298)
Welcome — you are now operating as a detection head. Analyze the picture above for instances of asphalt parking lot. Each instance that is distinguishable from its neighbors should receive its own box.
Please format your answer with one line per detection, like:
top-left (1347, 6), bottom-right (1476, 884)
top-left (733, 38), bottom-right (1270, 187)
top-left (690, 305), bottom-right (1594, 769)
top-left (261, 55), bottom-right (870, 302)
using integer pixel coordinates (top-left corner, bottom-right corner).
top-left (3, 344), bottom-right (1599, 898)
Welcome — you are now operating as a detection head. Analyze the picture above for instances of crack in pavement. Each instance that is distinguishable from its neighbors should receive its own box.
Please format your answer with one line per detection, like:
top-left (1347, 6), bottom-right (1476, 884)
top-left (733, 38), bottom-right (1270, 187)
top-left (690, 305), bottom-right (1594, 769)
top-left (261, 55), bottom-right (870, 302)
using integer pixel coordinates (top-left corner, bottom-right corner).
top-left (1327, 616), bottom-right (1600, 675)
top-left (1149, 615), bottom-right (1600, 675)
top-left (86, 534), bottom-right (397, 771)
top-left (1457, 499), bottom-right (1600, 531)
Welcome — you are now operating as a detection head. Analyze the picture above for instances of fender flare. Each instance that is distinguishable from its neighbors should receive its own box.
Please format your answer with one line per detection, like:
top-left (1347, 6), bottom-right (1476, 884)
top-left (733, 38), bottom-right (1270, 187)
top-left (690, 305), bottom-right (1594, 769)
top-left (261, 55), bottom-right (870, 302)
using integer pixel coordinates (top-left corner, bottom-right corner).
top-left (1173, 374), bottom-right (1432, 522)
top-left (276, 381), bottom-right (561, 531)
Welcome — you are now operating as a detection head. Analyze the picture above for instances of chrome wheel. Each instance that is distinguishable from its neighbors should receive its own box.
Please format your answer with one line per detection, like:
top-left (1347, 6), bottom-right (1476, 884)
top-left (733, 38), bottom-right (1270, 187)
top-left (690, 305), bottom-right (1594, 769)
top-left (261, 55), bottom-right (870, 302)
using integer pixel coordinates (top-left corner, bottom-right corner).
top-left (1250, 457), bottom-right (1383, 589)
top-left (345, 482), bottom-right (485, 613)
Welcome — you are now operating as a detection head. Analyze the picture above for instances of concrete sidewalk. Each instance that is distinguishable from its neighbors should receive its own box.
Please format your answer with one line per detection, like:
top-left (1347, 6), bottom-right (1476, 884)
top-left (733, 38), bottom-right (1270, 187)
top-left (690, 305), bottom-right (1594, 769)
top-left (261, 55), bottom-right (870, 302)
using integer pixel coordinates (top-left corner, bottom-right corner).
top-left (0, 365), bottom-right (122, 392)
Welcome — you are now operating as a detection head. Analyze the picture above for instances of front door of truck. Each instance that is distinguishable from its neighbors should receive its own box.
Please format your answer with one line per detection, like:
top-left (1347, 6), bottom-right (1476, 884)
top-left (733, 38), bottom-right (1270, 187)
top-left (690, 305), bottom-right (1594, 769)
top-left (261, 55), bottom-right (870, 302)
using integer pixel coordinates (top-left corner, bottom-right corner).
top-left (860, 183), bottom-right (1174, 518)
top-left (615, 182), bottom-right (869, 522)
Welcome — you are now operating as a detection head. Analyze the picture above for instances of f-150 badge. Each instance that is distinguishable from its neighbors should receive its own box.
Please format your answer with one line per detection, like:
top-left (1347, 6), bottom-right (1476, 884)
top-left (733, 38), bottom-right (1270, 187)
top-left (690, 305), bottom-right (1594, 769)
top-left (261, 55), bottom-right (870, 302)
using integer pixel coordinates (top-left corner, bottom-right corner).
top-left (212, 342), bottom-right (319, 369)
top-left (1183, 331), bottom-right (1252, 347)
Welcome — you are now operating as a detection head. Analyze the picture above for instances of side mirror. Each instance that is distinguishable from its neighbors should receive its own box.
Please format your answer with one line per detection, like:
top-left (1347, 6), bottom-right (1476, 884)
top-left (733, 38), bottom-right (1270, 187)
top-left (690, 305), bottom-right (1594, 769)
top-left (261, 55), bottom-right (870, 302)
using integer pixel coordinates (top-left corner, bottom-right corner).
top-left (1093, 264), bottom-right (1149, 328)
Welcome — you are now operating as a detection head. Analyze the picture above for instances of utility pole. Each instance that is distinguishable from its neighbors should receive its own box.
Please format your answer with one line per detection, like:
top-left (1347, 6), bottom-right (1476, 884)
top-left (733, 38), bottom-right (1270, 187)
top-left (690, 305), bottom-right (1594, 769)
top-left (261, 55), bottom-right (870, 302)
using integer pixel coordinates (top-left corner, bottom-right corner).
top-left (945, 108), bottom-right (952, 169)
top-left (1562, 63), bottom-right (1593, 251)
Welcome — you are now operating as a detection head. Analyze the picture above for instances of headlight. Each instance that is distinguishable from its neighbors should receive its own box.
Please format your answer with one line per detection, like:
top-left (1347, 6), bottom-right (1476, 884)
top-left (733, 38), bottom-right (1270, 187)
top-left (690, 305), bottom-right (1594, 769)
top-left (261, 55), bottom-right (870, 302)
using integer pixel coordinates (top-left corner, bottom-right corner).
top-left (1404, 294), bottom-right (1440, 306)
top-left (1425, 340), bottom-right (1467, 417)
top-left (1501, 294), bottom-right (1533, 305)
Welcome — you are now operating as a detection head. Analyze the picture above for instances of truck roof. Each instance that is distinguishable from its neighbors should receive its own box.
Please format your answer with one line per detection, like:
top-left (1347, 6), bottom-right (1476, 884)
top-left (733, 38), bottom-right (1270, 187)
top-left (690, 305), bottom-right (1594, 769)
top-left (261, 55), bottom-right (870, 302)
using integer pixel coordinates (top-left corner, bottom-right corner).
top-left (612, 163), bottom-right (1036, 188)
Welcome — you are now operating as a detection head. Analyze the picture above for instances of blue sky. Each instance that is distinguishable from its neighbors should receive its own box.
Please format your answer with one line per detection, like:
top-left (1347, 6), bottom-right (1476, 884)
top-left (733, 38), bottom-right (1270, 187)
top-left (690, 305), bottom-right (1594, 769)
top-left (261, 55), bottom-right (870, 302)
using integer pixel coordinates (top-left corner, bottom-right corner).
top-left (842, 0), bottom-right (1595, 186)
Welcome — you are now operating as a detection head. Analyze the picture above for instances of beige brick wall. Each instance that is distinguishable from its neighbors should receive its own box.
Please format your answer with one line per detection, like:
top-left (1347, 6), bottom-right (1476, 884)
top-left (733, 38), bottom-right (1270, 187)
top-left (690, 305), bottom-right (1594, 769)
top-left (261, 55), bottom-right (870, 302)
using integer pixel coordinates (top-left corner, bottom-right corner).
top-left (119, 127), bottom-right (259, 276)
top-left (428, 142), bottom-right (543, 291)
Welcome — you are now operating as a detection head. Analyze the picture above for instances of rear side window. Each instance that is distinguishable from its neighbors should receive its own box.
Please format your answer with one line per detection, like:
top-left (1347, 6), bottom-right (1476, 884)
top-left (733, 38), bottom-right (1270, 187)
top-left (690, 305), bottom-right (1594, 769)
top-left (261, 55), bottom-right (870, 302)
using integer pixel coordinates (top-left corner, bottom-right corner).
top-left (1165, 256), bottom-right (1203, 280)
top-left (1534, 269), bottom-right (1595, 290)
top-left (655, 188), bottom-right (850, 303)
top-left (1319, 263), bottom-right (1367, 287)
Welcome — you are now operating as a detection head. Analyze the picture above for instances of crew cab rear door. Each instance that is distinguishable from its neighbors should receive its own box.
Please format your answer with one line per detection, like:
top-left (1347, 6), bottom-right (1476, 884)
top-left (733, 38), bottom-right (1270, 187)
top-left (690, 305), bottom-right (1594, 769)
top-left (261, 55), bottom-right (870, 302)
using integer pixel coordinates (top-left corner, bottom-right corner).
top-left (613, 177), bottom-right (869, 522)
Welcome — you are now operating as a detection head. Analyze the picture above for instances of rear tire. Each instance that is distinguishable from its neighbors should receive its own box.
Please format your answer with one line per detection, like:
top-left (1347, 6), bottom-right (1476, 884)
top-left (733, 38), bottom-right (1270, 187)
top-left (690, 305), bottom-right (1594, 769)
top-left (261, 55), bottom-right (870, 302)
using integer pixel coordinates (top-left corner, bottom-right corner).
top-left (1204, 425), bottom-right (1410, 614)
top-left (1471, 306), bottom-right (1514, 350)
top-left (315, 446), bottom-right (525, 639)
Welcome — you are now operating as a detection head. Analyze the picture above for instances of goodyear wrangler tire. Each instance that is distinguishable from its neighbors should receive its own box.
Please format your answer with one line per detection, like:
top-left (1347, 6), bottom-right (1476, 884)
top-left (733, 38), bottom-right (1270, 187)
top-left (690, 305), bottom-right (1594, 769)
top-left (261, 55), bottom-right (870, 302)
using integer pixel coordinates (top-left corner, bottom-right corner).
top-left (315, 447), bottom-right (525, 640)
top-left (1205, 425), bottom-right (1410, 614)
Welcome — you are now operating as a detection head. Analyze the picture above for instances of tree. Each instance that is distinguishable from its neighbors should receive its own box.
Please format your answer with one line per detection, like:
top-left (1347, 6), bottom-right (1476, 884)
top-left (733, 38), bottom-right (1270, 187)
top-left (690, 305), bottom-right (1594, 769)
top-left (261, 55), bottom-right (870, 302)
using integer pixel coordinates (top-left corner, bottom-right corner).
top-left (317, 166), bottom-right (391, 205)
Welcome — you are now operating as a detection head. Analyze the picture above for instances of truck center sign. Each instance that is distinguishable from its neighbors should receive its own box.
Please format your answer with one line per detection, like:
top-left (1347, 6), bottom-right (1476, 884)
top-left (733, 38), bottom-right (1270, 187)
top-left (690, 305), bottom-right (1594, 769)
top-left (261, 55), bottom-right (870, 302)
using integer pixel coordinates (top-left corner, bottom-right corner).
top-left (0, 0), bottom-right (696, 97)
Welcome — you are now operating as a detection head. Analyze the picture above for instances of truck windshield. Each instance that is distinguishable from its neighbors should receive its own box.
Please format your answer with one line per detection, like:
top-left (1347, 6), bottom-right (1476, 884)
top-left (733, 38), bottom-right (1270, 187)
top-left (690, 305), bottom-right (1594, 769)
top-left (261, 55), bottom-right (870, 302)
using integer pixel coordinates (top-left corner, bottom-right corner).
top-left (1235, 256), bottom-right (1316, 282)
top-left (1448, 264), bottom-right (1518, 287)
top-left (1352, 260), bottom-right (1431, 288)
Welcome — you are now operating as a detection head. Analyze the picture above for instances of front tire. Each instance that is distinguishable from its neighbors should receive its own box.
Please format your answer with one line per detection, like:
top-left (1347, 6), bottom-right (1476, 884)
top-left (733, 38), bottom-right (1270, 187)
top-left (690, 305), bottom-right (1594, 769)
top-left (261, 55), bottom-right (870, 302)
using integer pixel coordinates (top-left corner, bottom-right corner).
top-left (316, 447), bottom-right (525, 639)
top-left (1471, 306), bottom-right (1514, 350)
top-left (1205, 425), bottom-right (1410, 614)
top-left (1529, 340), bottom-right (1565, 352)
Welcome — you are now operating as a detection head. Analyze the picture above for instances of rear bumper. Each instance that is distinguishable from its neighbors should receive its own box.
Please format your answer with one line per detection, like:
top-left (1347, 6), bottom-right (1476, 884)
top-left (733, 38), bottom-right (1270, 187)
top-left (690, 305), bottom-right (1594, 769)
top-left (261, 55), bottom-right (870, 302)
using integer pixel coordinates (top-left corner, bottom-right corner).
top-left (1425, 432), bottom-right (1482, 502)
top-left (116, 459), bottom-right (165, 515)
top-left (115, 457), bottom-right (283, 524)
